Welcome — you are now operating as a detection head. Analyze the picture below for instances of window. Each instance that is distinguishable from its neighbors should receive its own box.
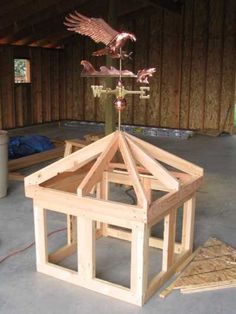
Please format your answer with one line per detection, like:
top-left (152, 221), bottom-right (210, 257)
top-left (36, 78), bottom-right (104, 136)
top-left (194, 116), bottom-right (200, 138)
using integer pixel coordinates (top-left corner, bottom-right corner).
top-left (14, 59), bottom-right (31, 83)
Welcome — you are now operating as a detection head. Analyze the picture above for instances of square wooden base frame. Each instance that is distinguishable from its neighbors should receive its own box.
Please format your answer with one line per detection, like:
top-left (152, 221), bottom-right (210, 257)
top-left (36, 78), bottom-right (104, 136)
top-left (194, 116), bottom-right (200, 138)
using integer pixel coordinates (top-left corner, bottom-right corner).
top-left (25, 131), bottom-right (203, 306)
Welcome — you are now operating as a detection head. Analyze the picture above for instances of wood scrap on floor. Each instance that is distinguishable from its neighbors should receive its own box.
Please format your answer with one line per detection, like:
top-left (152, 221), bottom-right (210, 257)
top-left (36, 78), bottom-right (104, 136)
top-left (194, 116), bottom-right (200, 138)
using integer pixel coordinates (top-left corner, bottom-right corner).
top-left (9, 139), bottom-right (65, 181)
top-left (8, 138), bottom-right (90, 181)
top-left (84, 133), bottom-right (104, 143)
top-left (8, 146), bottom-right (65, 172)
top-left (173, 238), bottom-right (236, 294)
top-left (8, 171), bottom-right (25, 181)
top-left (159, 246), bottom-right (202, 298)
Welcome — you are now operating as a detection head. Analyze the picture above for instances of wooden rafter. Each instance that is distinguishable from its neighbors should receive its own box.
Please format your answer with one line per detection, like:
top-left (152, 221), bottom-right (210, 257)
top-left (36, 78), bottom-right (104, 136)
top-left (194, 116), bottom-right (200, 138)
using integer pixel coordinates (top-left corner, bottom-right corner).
top-left (125, 133), bottom-right (203, 177)
top-left (0, 0), bottom-right (32, 18)
top-left (25, 132), bottom-right (114, 190)
top-left (119, 132), bottom-right (148, 209)
top-left (126, 136), bottom-right (180, 190)
top-left (0, 0), bottom-right (182, 48)
top-left (29, 29), bottom-right (70, 48)
top-left (0, 0), bottom-right (91, 45)
top-left (77, 131), bottom-right (119, 197)
top-left (136, 0), bottom-right (182, 13)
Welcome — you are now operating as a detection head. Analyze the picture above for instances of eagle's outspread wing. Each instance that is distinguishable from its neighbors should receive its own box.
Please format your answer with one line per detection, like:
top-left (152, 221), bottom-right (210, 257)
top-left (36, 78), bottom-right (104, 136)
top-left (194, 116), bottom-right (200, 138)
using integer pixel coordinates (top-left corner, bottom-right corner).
top-left (64, 11), bottom-right (118, 45)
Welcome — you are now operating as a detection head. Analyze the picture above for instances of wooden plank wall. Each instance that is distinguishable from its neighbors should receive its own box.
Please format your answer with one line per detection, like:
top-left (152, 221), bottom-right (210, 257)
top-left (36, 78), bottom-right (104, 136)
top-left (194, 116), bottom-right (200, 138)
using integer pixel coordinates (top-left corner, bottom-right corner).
top-left (0, 0), bottom-right (235, 133)
top-left (180, 0), bottom-right (236, 133)
top-left (0, 45), bottom-right (65, 129)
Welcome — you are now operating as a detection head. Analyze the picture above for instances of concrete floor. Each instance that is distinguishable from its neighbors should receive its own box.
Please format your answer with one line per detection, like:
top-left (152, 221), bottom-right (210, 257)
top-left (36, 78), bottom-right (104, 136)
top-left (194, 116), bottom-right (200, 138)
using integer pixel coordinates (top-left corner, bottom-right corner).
top-left (0, 122), bottom-right (236, 314)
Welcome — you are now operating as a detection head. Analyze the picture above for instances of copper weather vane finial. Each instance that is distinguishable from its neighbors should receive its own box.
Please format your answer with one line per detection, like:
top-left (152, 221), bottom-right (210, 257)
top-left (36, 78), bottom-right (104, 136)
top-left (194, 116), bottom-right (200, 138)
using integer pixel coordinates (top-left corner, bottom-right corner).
top-left (64, 11), bottom-right (156, 130)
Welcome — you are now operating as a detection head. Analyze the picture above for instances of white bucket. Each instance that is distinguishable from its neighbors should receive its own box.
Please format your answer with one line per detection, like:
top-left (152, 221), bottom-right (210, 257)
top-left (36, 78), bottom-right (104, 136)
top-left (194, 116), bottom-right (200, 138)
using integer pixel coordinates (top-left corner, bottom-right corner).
top-left (0, 130), bottom-right (8, 198)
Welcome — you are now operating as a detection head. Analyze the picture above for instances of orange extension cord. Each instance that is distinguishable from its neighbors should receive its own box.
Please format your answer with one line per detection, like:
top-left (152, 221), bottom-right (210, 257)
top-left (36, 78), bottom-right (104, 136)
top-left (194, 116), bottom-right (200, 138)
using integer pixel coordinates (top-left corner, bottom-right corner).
top-left (0, 227), bottom-right (67, 264)
top-left (0, 189), bottom-right (135, 264)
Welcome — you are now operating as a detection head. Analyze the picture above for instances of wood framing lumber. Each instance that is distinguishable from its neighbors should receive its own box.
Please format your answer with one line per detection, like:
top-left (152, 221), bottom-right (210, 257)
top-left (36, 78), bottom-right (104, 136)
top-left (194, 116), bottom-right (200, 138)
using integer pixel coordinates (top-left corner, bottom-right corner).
top-left (181, 281), bottom-right (236, 294)
top-left (77, 132), bottom-right (119, 197)
top-left (106, 226), bottom-right (182, 253)
top-left (24, 132), bottom-right (114, 189)
top-left (67, 215), bottom-right (76, 244)
top-left (162, 208), bottom-right (177, 271)
top-left (175, 245), bottom-right (202, 275)
top-left (25, 130), bottom-right (203, 306)
top-left (32, 187), bottom-right (146, 225)
top-left (37, 263), bottom-right (138, 305)
top-left (9, 171), bottom-right (25, 181)
top-left (159, 246), bottom-right (202, 298)
top-left (33, 206), bottom-right (48, 267)
top-left (130, 223), bottom-right (149, 305)
top-left (125, 132), bottom-right (203, 177)
top-left (126, 136), bottom-right (180, 190)
top-left (9, 146), bottom-right (64, 171)
top-left (181, 196), bottom-right (196, 252)
top-left (148, 176), bottom-right (203, 226)
top-left (107, 170), bottom-right (169, 192)
top-left (119, 132), bottom-right (148, 209)
top-left (84, 133), bottom-right (104, 143)
top-left (77, 217), bottom-right (95, 281)
top-left (64, 139), bottom-right (86, 157)
top-left (109, 163), bottom-right (193, 185)
top-left (146, 250), bottom-right (192, 302)
top-left (99, 172), bottom-right (109, 236)
top-left (49, 243), bottom-right (77, 264)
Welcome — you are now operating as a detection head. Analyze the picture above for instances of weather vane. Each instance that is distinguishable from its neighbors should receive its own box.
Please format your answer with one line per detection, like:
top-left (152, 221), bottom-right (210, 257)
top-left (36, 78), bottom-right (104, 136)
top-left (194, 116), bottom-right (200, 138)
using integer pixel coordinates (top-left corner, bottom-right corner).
top-left (64, 11), bottom-right (156, 130)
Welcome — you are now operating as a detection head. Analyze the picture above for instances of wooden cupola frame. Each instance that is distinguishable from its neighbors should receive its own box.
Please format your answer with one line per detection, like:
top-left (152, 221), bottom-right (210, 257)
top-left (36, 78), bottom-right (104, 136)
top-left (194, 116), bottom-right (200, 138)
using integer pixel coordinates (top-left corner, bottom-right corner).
top-left (25, 130), bottom-right (203, 306)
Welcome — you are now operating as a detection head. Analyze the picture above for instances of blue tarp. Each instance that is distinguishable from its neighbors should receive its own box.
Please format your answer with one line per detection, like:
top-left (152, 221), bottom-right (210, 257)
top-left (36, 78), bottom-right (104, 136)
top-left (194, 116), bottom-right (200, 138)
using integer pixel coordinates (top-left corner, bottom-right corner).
top-left (8, 135), bottom-right (54, 159)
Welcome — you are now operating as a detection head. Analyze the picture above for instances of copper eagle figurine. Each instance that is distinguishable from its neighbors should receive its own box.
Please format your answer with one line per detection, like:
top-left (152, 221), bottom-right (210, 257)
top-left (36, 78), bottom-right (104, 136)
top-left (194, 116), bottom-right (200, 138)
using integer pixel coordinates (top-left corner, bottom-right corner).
top-left (136, 68), bottom-right (156, 84)
top-left (64, 11), bottom-right (136, 58)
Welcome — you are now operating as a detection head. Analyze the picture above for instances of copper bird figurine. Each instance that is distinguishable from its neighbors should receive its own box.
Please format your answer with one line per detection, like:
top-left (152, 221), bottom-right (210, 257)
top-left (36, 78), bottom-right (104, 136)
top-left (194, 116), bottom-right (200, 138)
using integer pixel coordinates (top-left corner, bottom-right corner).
top-left (64, 11), bottom-right (136, 58)
top-left (136, 68), bottom-right (156, 84)
top-left (80, 60), bottom-right (97, 75)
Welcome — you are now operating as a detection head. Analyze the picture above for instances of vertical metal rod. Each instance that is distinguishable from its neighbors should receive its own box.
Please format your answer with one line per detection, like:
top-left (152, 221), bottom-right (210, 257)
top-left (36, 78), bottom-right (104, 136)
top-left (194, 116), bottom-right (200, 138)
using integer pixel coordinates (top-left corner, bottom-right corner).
top-left (118, 47), bottom-right (122, 131)
top-left (118, 110), bottom-right (121, 131)
top-left (119, 48), bottom-right (122, 81)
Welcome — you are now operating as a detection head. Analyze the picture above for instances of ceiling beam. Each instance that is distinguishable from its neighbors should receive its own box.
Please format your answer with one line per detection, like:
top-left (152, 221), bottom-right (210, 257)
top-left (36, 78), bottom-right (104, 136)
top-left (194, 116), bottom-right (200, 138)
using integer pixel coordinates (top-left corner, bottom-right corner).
top-left (0, 0), bottom-right (181, 48)
top-left (0, 0), bottom-right (32, 18)
top-left (0, 0), bottom-right (92, 45)
top-left (136, 0), bottom-right (182, 14)
top-left (3, 0), bottom-right (105, 47)
top-left (0, 0), bottom-right (89, 32)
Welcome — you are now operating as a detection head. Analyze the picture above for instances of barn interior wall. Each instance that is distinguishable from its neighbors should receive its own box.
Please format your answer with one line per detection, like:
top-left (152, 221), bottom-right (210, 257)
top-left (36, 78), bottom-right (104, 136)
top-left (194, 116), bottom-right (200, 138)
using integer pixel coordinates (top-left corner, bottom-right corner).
top-left (0, 45), bottom-right (65, 129)
top-left (0, 0), bottom-right (235, 132)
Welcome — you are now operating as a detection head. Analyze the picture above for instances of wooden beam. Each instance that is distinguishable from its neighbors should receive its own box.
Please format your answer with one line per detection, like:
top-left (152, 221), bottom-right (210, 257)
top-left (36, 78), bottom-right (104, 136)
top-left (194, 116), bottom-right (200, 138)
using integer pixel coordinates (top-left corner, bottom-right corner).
top-left (148, 176), bottom-right (202, 226)
top-left (125, 133), bottom-right (204, 177)
top-left (137, 0), bottom-right (182, 14)
top-left (126, 136), bottom-right (180, 190)
top-left (77, 132), bottom-right (119, 196)
top-left (0, 0), bottom-right (61, 30)
top-left (30, 29), bottom-right (69, 48)
top-left (0, 0), bottom-right (90, 32)
top-left (119, 132), bottom-right (148, 209)
top-left (0, 0), bottom-right (92, 45)
top-left (162, 208), bottom-right (177, 271)
top-left (130, 223), bottom-right (149, 305)
top-left (181, 196), bottom-right (196, 252)
top-left (32, 187), bottom-right (146, 225)
top-left (8, 146), bottom-right (65, 171)
top-left (0, 0), bottom-right (32, 18)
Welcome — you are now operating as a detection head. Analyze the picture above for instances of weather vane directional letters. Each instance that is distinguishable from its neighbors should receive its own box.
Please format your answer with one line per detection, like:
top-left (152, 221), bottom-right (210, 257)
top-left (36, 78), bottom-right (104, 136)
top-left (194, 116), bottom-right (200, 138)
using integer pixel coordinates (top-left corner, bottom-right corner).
top-left (91, 85), bottom-right (150, 99)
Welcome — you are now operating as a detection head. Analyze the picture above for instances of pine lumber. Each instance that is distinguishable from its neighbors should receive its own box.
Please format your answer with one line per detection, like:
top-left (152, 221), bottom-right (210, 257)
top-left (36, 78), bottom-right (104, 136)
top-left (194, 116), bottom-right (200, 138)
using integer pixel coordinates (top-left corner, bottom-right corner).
top-left (8, 146), bottom-right (65, 171)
